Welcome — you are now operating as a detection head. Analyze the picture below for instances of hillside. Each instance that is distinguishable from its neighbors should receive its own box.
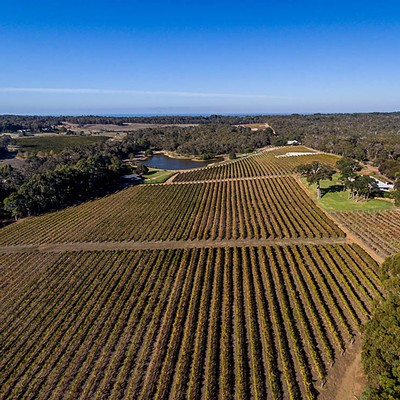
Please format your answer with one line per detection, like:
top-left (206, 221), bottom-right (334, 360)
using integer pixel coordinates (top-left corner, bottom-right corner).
top-left (0, 146), bottom-right (392, 399)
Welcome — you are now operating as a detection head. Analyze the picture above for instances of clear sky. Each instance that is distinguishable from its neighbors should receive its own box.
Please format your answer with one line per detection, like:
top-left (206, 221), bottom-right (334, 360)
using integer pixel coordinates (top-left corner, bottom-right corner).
top-left (1, 0), bottom-right (400, 115)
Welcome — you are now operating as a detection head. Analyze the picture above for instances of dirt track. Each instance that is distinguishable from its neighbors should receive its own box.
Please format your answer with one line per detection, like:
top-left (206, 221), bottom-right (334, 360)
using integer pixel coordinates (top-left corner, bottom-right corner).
top-left (0, 237), bottom-right (350, 254)
top-left (319, 338), bottom-right (367, 400)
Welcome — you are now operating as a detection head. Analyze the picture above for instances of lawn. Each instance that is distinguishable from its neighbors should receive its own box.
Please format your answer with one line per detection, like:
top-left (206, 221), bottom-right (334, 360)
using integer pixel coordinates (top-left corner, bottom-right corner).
top-left (16, 135), bottom-right (110, 156)
top-left (301, 174), bottom-right (395, 212)
top-left (142, 168), bottom-right (175, 184)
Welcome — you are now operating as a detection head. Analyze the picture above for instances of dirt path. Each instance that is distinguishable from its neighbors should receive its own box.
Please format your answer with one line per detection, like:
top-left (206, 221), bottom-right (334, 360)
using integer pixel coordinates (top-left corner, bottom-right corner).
top-left (319, 338), bottom-right (367, 400)
top-left (325, 213), bottom-right (385, 264)
top-left (359, 163), bottom-right (379, 176)
top-left (164, 173), bottom-right (179, 184)
top-left (0, 237), bottom-right (350, 254)
top-left (145, 171), bottom-right (176, 183)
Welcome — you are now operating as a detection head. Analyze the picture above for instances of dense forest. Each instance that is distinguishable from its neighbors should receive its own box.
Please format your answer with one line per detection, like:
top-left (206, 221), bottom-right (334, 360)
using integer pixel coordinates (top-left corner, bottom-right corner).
top-left (0, 141), bottom-right (135, 218)
top-left (267, 113), bottom-right (400, 178)
top-left (0, 115), bottom-right (58, 133)
top-left (125, 125), bottom-right (273, 157)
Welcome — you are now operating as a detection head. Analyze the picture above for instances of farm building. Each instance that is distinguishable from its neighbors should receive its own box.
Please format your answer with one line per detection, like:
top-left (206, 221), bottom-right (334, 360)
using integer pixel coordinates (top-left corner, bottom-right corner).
top-left (372, 177), bottom-right (394, 191)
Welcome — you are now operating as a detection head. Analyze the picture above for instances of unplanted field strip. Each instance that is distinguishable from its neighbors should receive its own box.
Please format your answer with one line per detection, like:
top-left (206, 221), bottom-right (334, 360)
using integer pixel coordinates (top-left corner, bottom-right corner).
top-left (0, 237), bottom-right (350, 254)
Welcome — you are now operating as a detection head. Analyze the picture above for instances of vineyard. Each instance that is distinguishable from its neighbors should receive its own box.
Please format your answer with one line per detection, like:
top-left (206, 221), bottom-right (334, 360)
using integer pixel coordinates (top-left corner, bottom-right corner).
top-left (333, 209), bottom-right (400, 258)
top-left (1, 144), bottom-right (393, 399)
top-left (0, 176), bottom-right (343, 245)
top-left (173, 147), bottom-right (340, 182)
top-left (0, 244), bottom-right (382, 400)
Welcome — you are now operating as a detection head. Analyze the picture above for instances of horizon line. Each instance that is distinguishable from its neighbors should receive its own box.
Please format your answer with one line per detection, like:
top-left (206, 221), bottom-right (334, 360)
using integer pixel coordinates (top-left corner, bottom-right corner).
top-left (0, 87), bottom-right (288, 99)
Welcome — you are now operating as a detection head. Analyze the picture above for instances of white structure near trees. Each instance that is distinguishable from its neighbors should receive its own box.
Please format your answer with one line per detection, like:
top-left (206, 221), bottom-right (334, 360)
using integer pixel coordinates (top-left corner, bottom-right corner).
top-left (372, 177), bottom-right (394, 191)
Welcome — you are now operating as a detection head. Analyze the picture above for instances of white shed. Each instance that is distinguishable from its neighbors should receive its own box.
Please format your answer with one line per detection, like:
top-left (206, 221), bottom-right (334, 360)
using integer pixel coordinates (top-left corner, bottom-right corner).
top-left (372, 177), bottom-right (394, 191)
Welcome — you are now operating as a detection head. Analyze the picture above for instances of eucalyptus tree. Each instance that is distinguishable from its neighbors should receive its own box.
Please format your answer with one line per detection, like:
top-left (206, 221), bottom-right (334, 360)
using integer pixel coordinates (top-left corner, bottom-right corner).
top-left (296, 162), bottom-right (335, 199)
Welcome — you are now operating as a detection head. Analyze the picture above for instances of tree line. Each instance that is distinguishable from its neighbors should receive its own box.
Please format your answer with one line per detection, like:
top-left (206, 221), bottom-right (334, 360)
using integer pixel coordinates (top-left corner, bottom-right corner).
top-left (0, 141), bottom-right (136, 219)
top-left (1, 112), bottom-right (399, 172)
top-left (296, 158), bottom-right (399, 204)
top-left (362, 254), bottom-right (400, 399)
top-left (125, 125), bottom-right (273, 158)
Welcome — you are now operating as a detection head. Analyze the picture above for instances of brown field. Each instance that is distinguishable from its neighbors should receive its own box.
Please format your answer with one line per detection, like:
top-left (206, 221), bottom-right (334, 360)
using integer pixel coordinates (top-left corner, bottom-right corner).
top-left (63, 122), bottom-right (198, 135)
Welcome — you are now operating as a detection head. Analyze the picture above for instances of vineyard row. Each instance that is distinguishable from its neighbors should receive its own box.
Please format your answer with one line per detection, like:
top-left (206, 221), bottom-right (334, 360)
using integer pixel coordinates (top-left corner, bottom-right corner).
top-left (173, 147), bottom-right (340, 182)
top-left (0, 244), bottom-right (381, 400)
top-left (333, 209), bottom-right (400, 257)
top-left (0, 176), bottom-right (344, 246)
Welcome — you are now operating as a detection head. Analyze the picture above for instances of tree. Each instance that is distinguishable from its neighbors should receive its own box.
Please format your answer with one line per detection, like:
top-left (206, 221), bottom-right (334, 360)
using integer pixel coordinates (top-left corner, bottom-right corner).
top-left (347, 175), bottom-right (379, 201)
top-left (393, 174), bottom-right (400, 207)
top-left (0, 134), bottom-right (14, 153)
top-left (295, 162), bottom-right (335, 199)
top-left (379, 159), bottom-right (400, 181)
top-left (336, 158), bottom-right (362, 186)
top-left (3, 192), bottom-right (28, 219)
top-left (0, 164), bottom-right (23, 197)
top-left (362, 254), bottom-right (400, 400)
top-left (228, 152), bottom-right (237, 160)
top-left (136, 164), bottom-right (149, 175)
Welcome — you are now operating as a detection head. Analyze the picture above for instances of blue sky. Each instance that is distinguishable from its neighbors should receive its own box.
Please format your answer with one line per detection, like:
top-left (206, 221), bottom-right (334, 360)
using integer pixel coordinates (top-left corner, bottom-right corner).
top-left (1, 0), bottom-right (400, 115)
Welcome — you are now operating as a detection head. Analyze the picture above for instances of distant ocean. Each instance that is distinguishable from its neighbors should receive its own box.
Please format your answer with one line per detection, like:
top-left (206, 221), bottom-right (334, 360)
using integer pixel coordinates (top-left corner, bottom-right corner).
top-left (97, 113), bottom-right (294, 117)
top-left (6, 112), bottom-right (300, 117)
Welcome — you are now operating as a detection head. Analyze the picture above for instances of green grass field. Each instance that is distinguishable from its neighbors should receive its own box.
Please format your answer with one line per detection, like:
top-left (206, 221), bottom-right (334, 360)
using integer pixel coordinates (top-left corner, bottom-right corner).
top-left (16, 135), bottom-right (110, 156)
top-left (142, 168), bottom-right (175, 184)
top-left (301, 174), bottom-right (395, 211)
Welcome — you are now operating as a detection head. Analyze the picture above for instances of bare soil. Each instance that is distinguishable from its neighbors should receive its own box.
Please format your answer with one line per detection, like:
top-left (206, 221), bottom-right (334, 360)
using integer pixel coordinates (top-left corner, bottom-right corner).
top-left (359, 162), bottom-right (382, 177)
top-left (0, 237), bottom-right (350, 254)
top-left (166, 174), bottom-right (289, 185)
top-left (319, 338), bottom-right (367, 400)
top-left (64, 123), bottom-right (198, 134)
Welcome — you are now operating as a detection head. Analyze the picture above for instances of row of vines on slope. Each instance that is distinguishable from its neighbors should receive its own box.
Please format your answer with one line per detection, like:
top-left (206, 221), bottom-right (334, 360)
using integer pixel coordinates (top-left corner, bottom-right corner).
top-left (333, 209), bottom-right (400, 258)
top-left (173, 147), bottom-right (340, 182)
top-left (0, 244), bottom-right (381, 399)
top-left (0, 177), bottom-right (344, 245)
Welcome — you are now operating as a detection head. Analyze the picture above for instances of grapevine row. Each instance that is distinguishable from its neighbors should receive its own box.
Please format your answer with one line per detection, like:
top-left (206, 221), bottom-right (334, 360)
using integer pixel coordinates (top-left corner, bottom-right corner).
top-left (0, 244), bottom-right (380, 399)
top-left (0, 177), bottom-right (344, 245)
top-left (173, 147), bottom-right (340, 182)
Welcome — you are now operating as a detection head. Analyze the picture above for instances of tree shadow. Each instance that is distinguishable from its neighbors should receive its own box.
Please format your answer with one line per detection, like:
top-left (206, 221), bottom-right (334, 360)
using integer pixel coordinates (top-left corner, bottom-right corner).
top-left (0, 151), bottom-right (17, 161)
top-left (320, 184), bottom-right (344, 197)
top-left (0, 219), bottom-right (16, 228)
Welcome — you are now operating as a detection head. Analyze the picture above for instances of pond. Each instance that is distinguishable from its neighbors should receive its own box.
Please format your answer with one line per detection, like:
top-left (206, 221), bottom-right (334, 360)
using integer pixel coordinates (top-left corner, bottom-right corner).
top-left (141, 153), bottom-right (222, 170)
